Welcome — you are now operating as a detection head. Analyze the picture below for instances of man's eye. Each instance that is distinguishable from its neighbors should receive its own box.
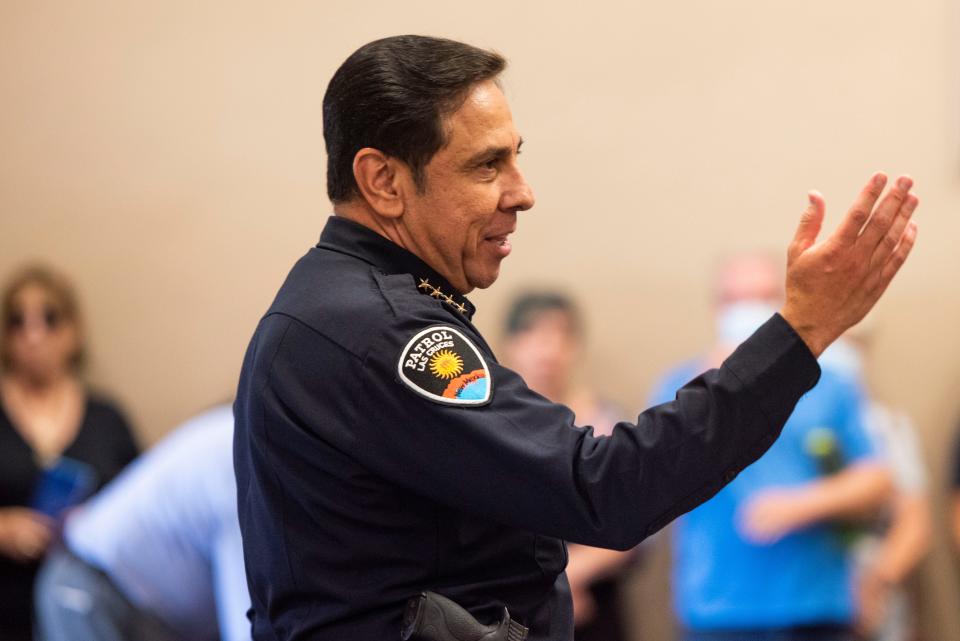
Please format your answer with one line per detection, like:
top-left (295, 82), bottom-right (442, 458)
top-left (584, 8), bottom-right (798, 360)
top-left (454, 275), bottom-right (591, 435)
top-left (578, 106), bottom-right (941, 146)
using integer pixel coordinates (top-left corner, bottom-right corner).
top-left (477, 160), bottom-right (499, 176)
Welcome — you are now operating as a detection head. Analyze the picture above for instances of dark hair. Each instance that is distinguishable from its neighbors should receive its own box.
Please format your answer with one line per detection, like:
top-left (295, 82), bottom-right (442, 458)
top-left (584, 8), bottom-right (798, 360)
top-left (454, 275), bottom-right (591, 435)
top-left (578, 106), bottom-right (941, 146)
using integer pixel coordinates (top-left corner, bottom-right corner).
top-left (1, 264), bottom-right (85, 371)
top-left (504, 292), bottom-right (582, 338)
top-left (323, 35), bottom-right (507, 203)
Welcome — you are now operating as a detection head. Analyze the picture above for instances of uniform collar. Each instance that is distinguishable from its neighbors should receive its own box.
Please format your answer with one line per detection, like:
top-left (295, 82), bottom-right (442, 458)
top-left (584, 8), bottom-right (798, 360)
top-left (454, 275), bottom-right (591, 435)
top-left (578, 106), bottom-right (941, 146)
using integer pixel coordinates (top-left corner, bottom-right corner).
top-left (317, 216), bottom-right (477, 320)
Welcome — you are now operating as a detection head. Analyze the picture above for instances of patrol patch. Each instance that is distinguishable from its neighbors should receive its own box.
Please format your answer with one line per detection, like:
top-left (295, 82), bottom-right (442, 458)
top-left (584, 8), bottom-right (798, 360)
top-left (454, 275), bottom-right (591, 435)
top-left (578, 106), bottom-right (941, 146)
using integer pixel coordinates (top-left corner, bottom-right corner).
top-left (397, 325), bottom-right (492, 406)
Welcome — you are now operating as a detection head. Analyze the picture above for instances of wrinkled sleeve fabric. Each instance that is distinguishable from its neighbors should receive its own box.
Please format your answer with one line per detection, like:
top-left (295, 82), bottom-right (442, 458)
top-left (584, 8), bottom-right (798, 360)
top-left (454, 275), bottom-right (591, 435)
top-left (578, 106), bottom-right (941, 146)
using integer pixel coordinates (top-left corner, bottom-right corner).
top-left (274, 311), bottom-right (820, 550)
top-left (365, 312), bottom-right (812, 548)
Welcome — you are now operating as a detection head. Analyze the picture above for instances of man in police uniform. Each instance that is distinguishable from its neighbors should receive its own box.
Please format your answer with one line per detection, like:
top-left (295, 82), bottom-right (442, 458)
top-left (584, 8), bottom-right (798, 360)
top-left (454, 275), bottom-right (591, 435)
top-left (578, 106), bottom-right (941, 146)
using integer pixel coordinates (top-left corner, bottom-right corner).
top-left (233, 35), bottom-right (919, 641)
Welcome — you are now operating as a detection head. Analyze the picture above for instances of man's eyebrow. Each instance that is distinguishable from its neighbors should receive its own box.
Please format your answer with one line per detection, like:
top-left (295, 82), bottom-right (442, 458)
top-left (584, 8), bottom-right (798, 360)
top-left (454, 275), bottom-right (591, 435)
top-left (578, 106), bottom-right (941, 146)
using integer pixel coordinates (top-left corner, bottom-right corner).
top-left (464, 138), bottom-right (525, 169)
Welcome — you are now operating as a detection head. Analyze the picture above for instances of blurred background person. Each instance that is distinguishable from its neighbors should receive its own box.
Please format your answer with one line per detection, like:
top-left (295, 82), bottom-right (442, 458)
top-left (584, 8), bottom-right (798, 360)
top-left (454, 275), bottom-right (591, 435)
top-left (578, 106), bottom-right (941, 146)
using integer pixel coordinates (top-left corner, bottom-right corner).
top-left (35, 403), bottom-right (249, 641)
top-left (953, 425), bottom-right (960, 554)
top-left (502, 291), bottom-right (636, 641)
top-left (819, 331), bottom-right (931, 641)
top-left (648, 253), bottom-right (892, 641)
top-left (0, 264), bottom-right (139, 641)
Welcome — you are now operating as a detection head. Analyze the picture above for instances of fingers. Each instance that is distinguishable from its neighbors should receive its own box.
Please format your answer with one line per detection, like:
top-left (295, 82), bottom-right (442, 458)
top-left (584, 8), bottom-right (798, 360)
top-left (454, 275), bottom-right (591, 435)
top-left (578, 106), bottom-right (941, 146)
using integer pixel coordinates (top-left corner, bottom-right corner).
top-left (28, 509), bottom-right (54, 529)
top-left (870, 193), bottom-right (919, 269)
top-left (857, 175), bottom-right (914, 252)
top-left (789, 191), bottom-right (825, 261)
top-left (863, 220), bottom-right (919, 309)
top-left (23, 517), bottom-right (52, 559)
top-left (736, 494), bottom-right (792, 545)
top-left (834, 172), bottom-right (887, 245)
top-left (5, 522), bottom-right (51, 563)
top-left (879, 220), bottom-right (919, 285)
top-left (20, 531), bottom-right (50, 561)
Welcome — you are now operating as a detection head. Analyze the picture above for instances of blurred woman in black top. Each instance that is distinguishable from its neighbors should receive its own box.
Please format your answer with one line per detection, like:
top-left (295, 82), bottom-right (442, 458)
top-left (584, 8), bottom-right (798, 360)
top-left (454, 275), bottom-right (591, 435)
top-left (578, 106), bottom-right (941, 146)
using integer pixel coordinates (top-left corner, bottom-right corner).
top-left (0, 265), bottom-right (139, 641)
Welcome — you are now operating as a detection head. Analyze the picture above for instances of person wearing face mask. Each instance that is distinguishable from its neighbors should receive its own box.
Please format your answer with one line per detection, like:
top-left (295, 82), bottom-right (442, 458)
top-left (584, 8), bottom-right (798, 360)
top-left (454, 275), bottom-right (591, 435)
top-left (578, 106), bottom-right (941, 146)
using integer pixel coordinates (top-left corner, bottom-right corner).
top-left (648, 253), bottom-right (893, 641)
top-left (819, 332), bottom-right (931, 641)
top-left (0, 265), bottom-right (139, 641)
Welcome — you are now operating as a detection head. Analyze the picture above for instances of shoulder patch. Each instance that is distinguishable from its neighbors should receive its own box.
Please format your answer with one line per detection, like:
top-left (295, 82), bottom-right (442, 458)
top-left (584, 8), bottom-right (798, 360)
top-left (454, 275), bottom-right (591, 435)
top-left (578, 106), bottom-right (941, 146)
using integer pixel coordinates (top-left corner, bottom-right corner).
top-left (397, 325), bottom-right (492, 406)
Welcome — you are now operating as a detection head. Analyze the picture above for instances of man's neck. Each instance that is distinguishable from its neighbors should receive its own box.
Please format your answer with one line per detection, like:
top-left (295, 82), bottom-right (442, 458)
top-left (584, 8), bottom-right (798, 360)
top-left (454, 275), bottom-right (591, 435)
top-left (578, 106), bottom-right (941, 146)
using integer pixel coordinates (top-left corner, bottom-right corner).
top-left (333, 202), bottom-right (470, 294)
top-left (334, 202), bottom-right (403, 245)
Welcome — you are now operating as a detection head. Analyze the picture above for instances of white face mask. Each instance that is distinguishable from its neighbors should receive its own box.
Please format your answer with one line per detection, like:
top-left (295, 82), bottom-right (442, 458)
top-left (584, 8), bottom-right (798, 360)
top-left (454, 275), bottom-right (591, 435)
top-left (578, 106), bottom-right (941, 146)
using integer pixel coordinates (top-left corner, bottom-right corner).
top-left (715, 301), bottom-right (778, 346)
top-left (818, 338), bottom-right (864, 382)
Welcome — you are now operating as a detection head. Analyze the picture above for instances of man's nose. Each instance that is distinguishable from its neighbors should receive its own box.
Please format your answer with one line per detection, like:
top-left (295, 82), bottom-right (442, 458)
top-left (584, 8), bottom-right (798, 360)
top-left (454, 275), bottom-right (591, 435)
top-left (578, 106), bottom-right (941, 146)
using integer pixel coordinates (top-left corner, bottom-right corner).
top-left (501, 166), bottom-right (535, 213)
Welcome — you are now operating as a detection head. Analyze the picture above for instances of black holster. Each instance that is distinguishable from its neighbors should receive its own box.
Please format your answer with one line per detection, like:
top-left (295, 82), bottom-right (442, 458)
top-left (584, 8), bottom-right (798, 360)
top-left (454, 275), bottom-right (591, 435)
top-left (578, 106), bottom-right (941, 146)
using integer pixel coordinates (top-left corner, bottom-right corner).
top-left (401, 591), bottom-right (529, 641)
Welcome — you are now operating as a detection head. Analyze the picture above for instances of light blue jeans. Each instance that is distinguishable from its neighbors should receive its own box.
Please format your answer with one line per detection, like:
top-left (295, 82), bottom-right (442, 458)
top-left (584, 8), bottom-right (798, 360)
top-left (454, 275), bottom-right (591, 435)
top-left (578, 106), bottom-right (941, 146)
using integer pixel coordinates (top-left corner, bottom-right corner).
top-left (34, 547), bottom-right (185, 641)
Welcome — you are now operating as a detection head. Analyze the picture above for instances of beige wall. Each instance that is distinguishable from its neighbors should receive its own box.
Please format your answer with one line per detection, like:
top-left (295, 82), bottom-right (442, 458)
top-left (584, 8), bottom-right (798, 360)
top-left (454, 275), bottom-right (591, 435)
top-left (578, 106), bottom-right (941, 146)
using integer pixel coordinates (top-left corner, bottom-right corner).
top-left (1, 1), bottom-right (958, 638)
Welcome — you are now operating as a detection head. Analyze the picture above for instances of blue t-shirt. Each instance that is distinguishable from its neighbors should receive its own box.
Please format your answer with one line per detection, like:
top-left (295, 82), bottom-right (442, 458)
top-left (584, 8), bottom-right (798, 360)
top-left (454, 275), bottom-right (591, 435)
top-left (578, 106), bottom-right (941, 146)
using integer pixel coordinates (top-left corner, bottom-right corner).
top-left (649, 363), bottom-right (875, 630)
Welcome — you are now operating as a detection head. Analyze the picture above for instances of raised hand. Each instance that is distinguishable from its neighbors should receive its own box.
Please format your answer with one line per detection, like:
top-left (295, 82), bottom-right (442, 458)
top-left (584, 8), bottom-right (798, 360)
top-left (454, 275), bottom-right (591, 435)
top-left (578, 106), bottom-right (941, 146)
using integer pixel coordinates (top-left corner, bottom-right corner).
top-left (780, 172), bottom-right (918, 356)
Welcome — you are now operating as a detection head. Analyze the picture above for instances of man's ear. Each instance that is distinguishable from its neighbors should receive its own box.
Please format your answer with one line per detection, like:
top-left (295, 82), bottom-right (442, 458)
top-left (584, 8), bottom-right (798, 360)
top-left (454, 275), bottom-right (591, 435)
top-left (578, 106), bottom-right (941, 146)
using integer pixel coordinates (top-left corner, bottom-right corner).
top-left (352, 148), bottom-right (411, 218)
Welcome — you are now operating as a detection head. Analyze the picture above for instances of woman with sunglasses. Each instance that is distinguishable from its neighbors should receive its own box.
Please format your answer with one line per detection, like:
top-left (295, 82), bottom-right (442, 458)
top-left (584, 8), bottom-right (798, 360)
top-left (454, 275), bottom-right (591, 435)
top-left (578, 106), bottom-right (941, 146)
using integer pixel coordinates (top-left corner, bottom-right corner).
top-left (0, 265), bottom-right (139, 641)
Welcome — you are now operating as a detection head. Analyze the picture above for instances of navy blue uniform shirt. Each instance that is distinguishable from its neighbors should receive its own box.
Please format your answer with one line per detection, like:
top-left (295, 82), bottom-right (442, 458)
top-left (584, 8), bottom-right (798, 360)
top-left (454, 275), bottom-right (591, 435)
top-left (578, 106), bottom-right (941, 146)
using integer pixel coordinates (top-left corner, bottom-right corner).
top-left (233, 216), bottom-right (821, 641)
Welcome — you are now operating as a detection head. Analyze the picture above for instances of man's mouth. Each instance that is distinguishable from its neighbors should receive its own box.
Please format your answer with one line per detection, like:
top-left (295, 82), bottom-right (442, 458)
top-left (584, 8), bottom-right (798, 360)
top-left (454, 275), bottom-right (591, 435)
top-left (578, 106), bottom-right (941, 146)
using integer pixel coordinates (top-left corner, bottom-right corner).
top-left (484, 233), bottom-right (513, 257)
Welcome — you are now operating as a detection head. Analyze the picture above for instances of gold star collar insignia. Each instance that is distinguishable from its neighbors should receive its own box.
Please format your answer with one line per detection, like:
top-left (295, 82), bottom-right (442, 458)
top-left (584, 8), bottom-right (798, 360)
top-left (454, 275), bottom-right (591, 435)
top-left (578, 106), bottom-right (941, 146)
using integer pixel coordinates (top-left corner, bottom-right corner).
top-left (415, 278), bottom-right (468, 316)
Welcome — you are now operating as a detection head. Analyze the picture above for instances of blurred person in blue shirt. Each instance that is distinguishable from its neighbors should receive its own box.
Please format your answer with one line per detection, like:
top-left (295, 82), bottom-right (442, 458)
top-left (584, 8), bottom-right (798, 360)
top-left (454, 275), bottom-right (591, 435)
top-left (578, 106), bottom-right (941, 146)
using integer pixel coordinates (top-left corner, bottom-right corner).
top-left (649, 253), bottom-right (892, 641)
top-left (34, 404), bottom-right (250, 641)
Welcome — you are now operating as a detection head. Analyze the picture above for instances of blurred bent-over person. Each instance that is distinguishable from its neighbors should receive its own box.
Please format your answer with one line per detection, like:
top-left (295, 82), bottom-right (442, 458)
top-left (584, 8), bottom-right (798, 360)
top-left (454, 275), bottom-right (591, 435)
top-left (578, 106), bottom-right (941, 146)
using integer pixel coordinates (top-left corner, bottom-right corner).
top-left (0, 265), bottom-right (139, 641)
top-left (502, 292), bottom-right (636, 641)
top-left (35, 404), bottom-right (250, 641)
top-left (648, 253), bottom-right (892, 641)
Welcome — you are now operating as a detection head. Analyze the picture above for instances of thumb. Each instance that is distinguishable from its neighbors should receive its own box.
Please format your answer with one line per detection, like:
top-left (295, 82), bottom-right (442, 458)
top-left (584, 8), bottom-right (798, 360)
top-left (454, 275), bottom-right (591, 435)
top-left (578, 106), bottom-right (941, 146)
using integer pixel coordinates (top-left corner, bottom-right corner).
top-left (790, 190), bottom-right (825, 260)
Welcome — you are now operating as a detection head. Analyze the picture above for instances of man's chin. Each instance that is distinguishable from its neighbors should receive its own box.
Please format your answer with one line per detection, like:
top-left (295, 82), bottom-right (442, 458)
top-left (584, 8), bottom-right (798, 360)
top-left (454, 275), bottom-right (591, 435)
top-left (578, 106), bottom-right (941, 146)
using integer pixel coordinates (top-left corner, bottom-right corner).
top-left (467, 265), bottom-right (502, 291)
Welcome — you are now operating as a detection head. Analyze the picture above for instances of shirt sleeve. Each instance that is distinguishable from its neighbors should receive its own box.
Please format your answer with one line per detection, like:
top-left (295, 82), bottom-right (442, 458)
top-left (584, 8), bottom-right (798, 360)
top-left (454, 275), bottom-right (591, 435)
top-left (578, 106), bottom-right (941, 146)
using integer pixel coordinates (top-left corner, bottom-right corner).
top-left (268, 311), bottom-right (820, 550)
top-left (864, 404), bottom-right (927, 492)
top-left (888, 411), bottom-right (927, 492)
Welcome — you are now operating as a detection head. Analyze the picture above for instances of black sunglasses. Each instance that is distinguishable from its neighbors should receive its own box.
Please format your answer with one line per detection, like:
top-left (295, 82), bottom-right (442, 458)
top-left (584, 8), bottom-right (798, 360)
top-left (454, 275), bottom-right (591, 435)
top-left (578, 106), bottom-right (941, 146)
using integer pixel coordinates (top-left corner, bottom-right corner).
top-left (6, 306), bottom-right (64, 332)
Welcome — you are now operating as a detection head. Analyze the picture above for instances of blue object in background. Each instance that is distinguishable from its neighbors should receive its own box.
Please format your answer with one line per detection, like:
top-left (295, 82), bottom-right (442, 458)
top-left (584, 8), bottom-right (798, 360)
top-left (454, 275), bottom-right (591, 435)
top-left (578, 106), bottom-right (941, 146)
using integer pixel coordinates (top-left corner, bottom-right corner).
top-left (30, 457), bottom-right (97, 519)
